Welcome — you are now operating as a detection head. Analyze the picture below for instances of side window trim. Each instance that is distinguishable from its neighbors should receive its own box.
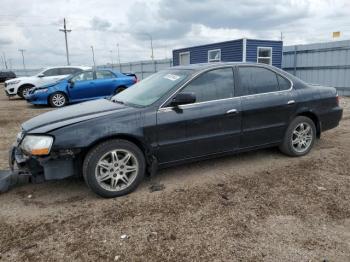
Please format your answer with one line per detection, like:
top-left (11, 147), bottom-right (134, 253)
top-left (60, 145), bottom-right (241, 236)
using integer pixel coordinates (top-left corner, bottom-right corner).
top-left (161, 66), bottom-right (235, 108)
top-left (236, 65), bottom-right (293, 97)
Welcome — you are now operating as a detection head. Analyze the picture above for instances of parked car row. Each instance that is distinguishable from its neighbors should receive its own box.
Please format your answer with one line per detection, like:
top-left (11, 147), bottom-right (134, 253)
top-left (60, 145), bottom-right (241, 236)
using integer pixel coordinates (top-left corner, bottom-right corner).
top-left (4, 66), bottom-right (89, 98)
top-left (3, 66), bottom-right (138, 107)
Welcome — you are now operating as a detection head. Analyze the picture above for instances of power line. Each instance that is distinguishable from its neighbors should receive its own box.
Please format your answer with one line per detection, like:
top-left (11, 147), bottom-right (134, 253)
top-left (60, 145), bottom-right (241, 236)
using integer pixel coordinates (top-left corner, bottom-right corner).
top-left (59, 18), bottom-right (71, 65)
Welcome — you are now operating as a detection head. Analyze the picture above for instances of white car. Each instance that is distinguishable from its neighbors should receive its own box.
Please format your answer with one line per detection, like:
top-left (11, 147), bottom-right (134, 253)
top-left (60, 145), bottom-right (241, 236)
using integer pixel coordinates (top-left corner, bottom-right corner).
top-left (4, 66), bottom-right (91, 98)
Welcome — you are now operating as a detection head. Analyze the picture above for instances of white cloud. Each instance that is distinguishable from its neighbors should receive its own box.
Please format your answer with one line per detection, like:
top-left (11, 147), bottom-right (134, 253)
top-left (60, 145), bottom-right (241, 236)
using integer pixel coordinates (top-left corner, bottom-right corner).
top-left (0, 0), bottom-right (349, 69)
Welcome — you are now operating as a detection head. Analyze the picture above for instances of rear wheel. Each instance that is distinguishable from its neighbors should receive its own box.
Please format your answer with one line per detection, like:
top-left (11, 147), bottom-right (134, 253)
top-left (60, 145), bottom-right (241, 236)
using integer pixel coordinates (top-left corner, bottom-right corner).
top-left (83, 139), bottom-right (145, 198)
top-left (49, 92), bottom-right (67, 107)
top-left (18, 85), bottom-right (33, 98)
top-left (279, 116), bottom-right (316, 157)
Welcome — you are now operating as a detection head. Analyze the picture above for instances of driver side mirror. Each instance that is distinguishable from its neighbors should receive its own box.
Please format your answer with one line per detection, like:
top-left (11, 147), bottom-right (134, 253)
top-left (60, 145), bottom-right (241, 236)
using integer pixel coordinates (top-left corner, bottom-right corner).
top-left (68, 79), bottom-right (74, 88)
top-left (170, 92), bottom-right (196, 107)
top-left (38, 73), bottom-right (45, 78)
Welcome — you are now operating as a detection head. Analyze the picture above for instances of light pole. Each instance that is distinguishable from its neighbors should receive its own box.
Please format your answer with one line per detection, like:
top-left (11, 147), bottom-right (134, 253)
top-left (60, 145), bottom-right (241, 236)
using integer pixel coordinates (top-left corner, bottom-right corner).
top-left (18, 49), bottom-right (26, 74)
top-left (90, 46), bottom-right (96, 69)
top-left (110, 50), bottom-right (114, 70)
top-left (116, 43), bottom-right (121, 69)
top-left (2, 53), bottom-right (8, 69)
top-left (143, 33), bottom-right (154, 61)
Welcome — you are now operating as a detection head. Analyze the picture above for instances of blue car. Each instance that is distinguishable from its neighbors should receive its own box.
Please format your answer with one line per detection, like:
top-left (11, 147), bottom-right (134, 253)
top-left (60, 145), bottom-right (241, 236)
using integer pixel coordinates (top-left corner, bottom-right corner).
top-left (25, 70), bottom-right (137, 107)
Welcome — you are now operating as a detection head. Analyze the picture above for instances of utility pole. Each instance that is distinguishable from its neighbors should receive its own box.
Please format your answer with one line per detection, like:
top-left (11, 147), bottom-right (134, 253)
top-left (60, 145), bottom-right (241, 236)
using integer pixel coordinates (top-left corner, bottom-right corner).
top-left (59, 18), bottom-right (72, 65)
top-left (116, 43), bottom-right (121, 68)
top-left (18, 49), bottom-right (26, 73)
top-left (2, 52), bottom-right (8, 69)
top-left (90, 46), bottom-right (96, 69)
top-left (0, 55), bottom-right (4, 70)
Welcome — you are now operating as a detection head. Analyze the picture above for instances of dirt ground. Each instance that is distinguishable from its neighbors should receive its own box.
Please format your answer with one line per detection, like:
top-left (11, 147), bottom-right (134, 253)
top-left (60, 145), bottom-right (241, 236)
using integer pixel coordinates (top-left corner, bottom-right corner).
top-left (0, 84), bottom-right (349, 262)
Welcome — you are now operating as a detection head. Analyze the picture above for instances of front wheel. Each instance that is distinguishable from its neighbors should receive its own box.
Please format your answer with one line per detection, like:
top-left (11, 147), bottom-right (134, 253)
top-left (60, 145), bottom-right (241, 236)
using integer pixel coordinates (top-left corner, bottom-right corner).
top-left (279, 116), bottom-right (316, 157)
top-left (18, 85), bottom-right (32, 98)
top-left (49, 92), bottom-right (67, 107)
top-left (83, 139), bottom-right (145, 198)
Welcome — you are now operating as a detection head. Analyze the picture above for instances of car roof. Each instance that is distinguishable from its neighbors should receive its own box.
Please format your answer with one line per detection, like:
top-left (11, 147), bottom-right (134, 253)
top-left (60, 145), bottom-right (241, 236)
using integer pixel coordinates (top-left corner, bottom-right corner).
top-left (170, 62), bottom-right (272, 71)
top-left (43, 66), bottom-right (91, 70)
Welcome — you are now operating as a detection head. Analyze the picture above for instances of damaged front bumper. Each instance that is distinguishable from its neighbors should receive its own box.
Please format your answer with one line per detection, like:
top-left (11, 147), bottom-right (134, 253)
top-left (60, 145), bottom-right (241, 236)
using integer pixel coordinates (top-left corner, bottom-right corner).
top-left (0, 144), bottom-right (81, 193)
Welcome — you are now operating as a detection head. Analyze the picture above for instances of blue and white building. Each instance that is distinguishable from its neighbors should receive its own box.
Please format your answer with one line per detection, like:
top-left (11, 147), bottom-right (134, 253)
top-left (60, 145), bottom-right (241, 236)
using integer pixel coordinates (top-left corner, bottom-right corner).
top-left (172, 38), bottom-right (283, 68)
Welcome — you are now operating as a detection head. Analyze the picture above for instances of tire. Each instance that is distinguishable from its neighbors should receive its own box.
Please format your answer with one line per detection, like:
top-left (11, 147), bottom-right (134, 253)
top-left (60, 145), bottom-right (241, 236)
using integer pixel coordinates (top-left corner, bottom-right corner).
top-left (49, 92), bottom-right (67, 108)
top-left (114, 86), bottom-right (126, 94)
top-left (18, 85), bottom-right (33, 98)
top-left (83, 139), bottom-right (146, 198)
top-left (279, 116), bottom-right (316, 157)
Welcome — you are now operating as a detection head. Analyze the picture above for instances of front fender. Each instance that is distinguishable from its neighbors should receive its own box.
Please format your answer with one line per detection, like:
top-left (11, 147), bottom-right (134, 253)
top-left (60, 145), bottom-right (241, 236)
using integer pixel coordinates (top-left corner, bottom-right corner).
top-left (48, 109), bottom-right (156, 152)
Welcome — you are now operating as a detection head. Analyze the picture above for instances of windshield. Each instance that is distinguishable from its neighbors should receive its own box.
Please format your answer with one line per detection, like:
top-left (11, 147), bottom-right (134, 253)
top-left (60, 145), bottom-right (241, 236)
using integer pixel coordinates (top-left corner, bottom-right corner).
top-left (111, 69), bottom-right (193, 106)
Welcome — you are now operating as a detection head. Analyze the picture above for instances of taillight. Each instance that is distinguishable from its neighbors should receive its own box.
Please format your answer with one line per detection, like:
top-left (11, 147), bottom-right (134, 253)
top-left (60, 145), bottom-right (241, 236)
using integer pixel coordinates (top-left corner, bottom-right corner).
top-left (336, 95), bottom-right (340, 106)
top-left (133, 77), bottom-right (137, 83)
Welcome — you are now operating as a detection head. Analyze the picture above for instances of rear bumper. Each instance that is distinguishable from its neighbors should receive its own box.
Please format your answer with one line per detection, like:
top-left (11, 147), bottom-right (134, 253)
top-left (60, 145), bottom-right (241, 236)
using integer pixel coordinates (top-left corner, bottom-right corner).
top-left (320, 106), bottom-right (343, 132)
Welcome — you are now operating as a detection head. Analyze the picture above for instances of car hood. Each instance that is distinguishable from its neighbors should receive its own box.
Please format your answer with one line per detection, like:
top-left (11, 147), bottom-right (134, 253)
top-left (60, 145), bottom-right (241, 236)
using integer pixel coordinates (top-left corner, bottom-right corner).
top-left (22, 99), bottom-right (135, 133)
top-left (5, 76), bottom-right (29, 83)
top-left (35, 79), bottom-right (65, 90)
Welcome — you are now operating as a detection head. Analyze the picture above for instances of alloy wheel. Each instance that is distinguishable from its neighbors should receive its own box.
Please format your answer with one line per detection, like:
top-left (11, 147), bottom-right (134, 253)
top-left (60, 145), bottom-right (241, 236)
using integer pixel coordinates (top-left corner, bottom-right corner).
top-left (291, 122), bottom-right (313, 153)
top-left (22, 87), bottom-right (30, 97)
top-left (52, 93), bottom-right (66, 107)
top-left (95, 149), bottom-right (139, 192)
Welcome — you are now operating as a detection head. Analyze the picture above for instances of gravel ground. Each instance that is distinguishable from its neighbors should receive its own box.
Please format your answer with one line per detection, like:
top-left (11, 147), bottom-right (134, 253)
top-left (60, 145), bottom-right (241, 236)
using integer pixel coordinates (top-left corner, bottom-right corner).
top-left (0, 84), bottom-right (349, 261)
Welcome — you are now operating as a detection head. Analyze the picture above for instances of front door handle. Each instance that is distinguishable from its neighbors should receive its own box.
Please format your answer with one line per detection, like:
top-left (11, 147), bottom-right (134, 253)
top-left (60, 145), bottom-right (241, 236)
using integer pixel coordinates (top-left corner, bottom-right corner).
top-left (226, 109), bottom-right (238, 114)
top-left (287, 100), bottom-right (295, 105)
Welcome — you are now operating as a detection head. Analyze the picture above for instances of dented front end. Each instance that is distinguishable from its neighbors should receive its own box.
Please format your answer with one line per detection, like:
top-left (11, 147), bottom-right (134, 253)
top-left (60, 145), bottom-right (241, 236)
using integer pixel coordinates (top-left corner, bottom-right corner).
top-left (0, 131), bottom-right (82, 192)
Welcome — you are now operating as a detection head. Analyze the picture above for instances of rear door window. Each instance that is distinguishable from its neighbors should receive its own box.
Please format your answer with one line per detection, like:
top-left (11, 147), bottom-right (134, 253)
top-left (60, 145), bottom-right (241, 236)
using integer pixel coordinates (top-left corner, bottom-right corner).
top-left (71, 71), bottom-right (94, 82)
top-left (179, 67), bottom-right (234, 103)
top-left (277, 74), bottom-right (291, 90)
top-left (43, 68), bottom-right (60, 77)
top-left (237, 66), bottom-right (279, 96)
top-left (60, 68), bottom-right (82, 75)
top-left (96, 71), bottom-right (115, 79)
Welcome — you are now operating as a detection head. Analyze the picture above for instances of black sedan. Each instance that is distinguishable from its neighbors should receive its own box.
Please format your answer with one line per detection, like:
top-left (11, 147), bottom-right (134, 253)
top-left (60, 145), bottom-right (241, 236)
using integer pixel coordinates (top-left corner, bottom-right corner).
top-left (0, 71), bottom-right (16, 83)
top-left (7, 63), bottom-right (343, 197)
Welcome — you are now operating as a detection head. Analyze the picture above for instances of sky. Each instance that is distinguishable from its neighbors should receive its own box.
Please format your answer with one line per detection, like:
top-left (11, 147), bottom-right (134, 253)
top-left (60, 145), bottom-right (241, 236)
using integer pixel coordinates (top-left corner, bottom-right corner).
top-left (0, 0), bottom-right (349, 69)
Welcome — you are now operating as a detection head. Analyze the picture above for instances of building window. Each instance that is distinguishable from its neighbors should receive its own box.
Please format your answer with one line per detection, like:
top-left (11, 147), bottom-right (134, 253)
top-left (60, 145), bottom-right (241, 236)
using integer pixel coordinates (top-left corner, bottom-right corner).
top-left (208, 49), bottom-right (221, 62)
top-left (257, 47), bottom-right (272, 65)
top-left (179, 52), bottom-right (190, 65)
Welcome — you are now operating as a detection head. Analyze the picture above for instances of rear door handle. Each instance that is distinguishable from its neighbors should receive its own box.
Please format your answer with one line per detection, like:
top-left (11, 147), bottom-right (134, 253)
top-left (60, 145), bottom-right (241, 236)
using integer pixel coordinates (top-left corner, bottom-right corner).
top-left (226, 109), bottom-right (238, 114)
top-left (287, 100), bottom-right (295, 105)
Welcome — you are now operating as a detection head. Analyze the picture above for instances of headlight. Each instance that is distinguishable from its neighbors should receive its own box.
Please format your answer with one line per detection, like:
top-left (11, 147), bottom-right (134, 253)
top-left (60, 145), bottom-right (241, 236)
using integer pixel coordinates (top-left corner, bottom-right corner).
top-left (20, 135), bottom-right (54, 155)
top-left (34, 88), bottom-right (48, 93)
top-left (16, 131), bottom-right (24, 143)
top-left (7, 80), bottom-right (20, 85)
